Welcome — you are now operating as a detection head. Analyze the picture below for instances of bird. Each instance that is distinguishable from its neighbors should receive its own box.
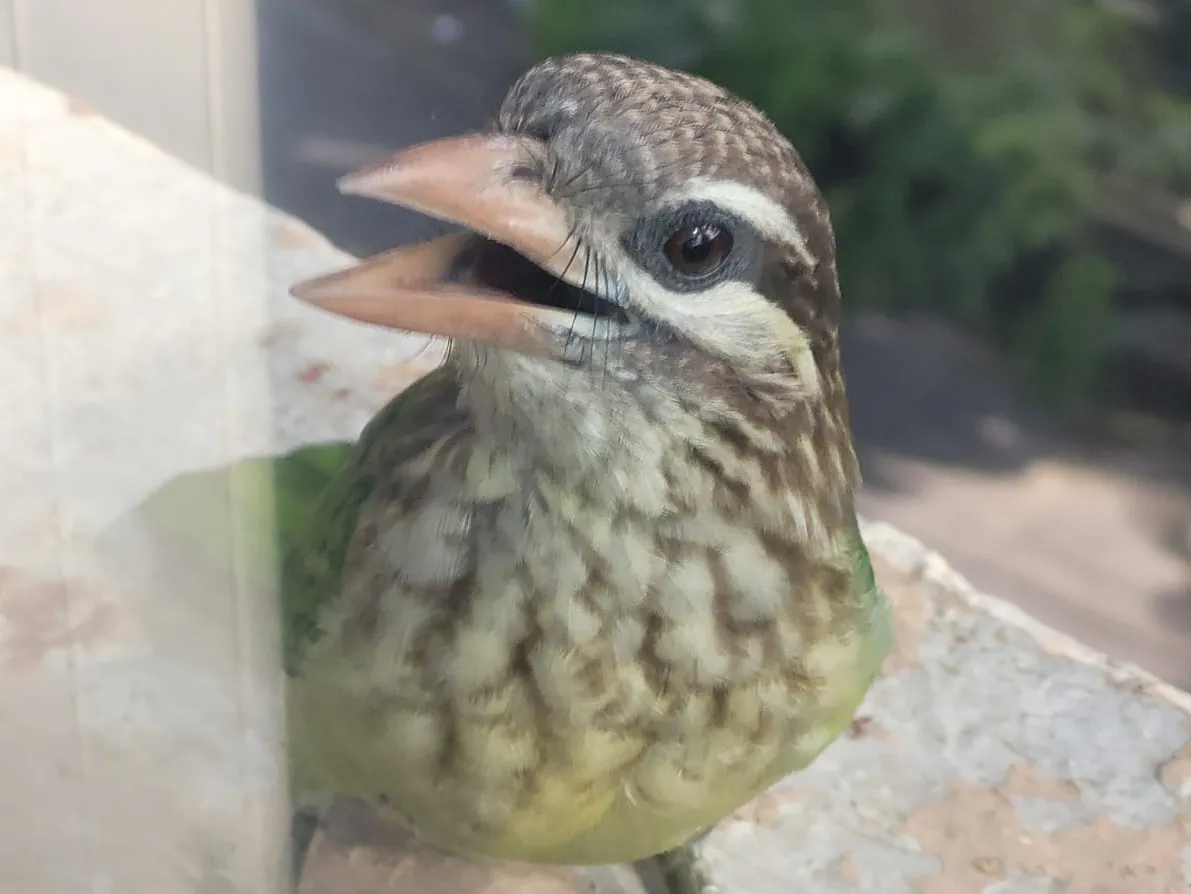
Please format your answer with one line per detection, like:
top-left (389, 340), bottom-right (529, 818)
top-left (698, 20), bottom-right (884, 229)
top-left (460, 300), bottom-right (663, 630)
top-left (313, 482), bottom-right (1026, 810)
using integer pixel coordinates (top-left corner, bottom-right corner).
top-left (135, 52), bottom-right (892, 894)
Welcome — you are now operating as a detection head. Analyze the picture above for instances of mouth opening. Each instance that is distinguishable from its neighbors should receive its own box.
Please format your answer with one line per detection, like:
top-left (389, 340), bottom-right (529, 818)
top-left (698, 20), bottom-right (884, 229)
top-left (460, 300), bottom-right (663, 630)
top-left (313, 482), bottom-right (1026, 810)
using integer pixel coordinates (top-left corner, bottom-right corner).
top-left (465, 238), bottom-right (630, 325)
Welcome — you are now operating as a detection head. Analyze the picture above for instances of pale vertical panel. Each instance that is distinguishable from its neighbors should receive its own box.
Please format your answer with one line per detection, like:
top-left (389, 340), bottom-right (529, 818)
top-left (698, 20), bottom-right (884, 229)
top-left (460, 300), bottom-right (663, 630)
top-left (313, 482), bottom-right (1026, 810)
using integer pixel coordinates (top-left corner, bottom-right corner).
top-left (6, 0), bottom-right (262, 194)
top-left (0, 19), bottom-right (274, 885)
top-left (0, 42), bottom-right (93, 893)
top-left (12, 0), bottom-right (214, 171)
top-left (199, 0), bottom-right (262, 194)
top-left (0, 62), bottom-right (437, 893)
top-left (0, 0), bottom-right (15, 67)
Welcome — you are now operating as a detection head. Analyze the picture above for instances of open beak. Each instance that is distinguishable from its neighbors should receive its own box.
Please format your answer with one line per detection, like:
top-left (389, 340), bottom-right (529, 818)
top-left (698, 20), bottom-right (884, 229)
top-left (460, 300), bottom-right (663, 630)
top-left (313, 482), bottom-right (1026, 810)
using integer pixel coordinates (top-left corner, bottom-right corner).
top-left (290, 133), bottom-right (578, 355)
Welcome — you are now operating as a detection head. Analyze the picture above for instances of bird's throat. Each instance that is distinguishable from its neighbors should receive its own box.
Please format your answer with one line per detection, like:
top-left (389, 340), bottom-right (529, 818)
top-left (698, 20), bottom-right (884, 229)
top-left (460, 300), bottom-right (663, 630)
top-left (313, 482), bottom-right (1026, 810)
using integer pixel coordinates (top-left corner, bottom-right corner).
top-left (448, 345), bottom-right (858, 546)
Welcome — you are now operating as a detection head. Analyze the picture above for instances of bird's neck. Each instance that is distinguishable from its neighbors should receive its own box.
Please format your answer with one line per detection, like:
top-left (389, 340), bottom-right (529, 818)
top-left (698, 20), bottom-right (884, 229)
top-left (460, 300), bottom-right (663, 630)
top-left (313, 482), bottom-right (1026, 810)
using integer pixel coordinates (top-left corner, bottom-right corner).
top-left (448, 347), bottom-right (859, 543)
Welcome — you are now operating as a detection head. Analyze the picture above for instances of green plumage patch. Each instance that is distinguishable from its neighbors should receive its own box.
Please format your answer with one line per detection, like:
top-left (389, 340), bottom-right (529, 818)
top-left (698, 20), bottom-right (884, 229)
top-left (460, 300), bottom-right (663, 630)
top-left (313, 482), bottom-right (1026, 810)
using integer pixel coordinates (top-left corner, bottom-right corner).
top-left (130, 372), bottom-right (462, 673)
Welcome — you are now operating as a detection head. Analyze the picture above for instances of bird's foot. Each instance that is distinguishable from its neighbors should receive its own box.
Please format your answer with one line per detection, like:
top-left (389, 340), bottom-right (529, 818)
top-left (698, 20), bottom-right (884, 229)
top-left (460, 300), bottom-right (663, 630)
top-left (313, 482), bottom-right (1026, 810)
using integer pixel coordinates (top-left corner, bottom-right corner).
top-left (290, 806), bottom-right (322, 891)
top-left (646, 835), bottom-right (721, 894)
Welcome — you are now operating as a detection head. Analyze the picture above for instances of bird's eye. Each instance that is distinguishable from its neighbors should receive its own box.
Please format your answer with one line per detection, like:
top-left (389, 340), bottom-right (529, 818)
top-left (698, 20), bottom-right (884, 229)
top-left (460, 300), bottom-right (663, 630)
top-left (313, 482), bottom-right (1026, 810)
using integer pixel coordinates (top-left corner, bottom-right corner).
top-left (663, 223), bottom-right (734, 278)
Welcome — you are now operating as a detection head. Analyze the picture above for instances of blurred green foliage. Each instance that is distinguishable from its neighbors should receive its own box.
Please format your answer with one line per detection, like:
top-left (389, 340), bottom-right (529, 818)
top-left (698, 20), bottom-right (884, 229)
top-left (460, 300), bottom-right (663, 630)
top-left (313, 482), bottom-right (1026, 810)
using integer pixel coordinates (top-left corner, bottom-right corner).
top-left (526, 0), bottom-right (1191, 415)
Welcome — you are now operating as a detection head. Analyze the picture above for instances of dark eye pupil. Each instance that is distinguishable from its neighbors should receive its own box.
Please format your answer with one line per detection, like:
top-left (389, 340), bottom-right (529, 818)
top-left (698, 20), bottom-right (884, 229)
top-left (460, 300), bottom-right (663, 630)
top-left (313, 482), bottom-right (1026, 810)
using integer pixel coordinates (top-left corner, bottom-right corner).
top-left (683, 231), bottom-right (715, 262)
top-left (664, 223), bottom-right (733, 277)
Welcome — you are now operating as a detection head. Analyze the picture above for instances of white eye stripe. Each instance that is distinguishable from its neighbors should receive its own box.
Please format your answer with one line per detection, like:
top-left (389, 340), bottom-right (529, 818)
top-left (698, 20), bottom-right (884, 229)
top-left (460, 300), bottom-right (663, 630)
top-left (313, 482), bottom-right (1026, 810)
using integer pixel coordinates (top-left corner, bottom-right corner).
top-left (669, 179), bottom-right (817, 269)
top-left (610, 261), bottom-right (822, 400)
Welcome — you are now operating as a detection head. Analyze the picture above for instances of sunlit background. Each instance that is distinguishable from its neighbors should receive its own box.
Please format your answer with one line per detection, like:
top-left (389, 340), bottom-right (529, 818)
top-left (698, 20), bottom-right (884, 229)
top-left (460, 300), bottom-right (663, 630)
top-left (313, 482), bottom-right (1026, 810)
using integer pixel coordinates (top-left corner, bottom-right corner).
top-left (2, 0), bottom-right (1190, 891)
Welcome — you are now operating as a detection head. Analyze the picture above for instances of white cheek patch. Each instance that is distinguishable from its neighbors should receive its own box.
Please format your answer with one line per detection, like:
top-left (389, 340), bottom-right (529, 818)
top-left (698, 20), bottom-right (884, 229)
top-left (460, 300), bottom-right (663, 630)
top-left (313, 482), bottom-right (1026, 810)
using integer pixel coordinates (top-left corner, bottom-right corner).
top-left (572, 177), bottom-right (825, 400)
top-left (670, 179), bottom-right (818, 271)
top-left (613, 261), bottom-right (822, 401)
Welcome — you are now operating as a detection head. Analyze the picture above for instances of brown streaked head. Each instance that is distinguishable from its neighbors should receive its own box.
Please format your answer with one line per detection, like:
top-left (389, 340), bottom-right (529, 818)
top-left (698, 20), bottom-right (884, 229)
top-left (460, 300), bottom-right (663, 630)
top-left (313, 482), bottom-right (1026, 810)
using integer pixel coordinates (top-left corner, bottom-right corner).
top-left (291, 52), bottom-right (844, 417)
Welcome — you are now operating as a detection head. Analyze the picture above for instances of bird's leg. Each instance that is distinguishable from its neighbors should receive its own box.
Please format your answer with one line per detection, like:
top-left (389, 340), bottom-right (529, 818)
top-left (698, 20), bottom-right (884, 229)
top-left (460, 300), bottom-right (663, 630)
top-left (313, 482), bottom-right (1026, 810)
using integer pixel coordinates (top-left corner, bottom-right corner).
top-left (653, 843), bottom-right (717, 894)
top-left (636, 830), bottom-right (719, 894)
top-left (289, 806), bottom-right (322, 891)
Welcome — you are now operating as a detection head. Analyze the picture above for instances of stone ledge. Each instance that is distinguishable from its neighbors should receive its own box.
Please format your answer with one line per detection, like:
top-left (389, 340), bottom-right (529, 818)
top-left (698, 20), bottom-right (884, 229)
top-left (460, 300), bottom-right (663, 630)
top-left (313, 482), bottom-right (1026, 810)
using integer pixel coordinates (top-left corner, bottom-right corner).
top-left (1, 68), bottom-right (1188, 894)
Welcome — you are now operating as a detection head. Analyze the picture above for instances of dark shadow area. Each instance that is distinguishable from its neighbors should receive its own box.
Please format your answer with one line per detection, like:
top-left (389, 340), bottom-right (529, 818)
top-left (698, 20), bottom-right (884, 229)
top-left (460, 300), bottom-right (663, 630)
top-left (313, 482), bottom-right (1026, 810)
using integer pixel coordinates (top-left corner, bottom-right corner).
top-left (1155, 581), bottom-right (1191, 638)
top-left (1148, 496), bottom-right (1191, 638)
top-left (254, 0), bottom-right (528, 258)
top-left (839, 313), bottom-right (1057, 493)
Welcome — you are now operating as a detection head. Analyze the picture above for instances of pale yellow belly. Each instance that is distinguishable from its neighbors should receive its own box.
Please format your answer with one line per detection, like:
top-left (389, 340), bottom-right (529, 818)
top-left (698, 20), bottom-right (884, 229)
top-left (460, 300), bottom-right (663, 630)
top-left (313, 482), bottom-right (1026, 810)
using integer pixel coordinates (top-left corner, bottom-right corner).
top-left (287, 641), bottom-right (877, 865)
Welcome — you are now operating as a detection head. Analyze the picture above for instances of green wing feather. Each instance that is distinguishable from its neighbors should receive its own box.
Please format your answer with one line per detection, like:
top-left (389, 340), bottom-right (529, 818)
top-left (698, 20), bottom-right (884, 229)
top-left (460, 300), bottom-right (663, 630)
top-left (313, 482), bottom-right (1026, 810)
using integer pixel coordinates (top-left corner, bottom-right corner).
top-left (130, 370), bottom-right (459, 671)
top-left (129, 439), bottom-right (356, 666)
top-left (849, 522), bottom-right (894, 683)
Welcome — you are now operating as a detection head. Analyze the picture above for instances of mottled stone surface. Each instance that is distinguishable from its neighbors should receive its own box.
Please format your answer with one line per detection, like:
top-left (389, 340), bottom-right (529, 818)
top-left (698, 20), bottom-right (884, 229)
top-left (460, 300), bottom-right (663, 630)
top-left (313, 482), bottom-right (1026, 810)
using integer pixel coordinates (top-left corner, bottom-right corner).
top-left (701, 522), bottom-right (1191, 894)
top-left (1, 68), bottom-right (1188, 894)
